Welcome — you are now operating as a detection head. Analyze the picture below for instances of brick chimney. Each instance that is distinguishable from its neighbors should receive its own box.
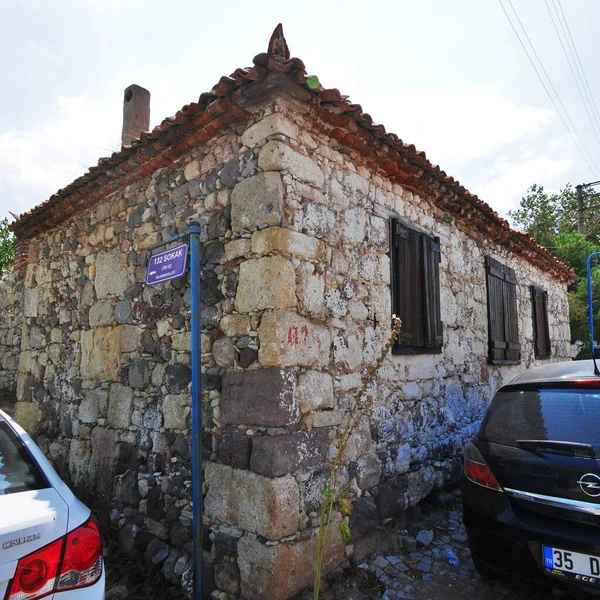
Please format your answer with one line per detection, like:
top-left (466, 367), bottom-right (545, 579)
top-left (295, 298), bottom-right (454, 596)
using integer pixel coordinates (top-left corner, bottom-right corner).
top-left (121, 84), bottom-right (150, 146)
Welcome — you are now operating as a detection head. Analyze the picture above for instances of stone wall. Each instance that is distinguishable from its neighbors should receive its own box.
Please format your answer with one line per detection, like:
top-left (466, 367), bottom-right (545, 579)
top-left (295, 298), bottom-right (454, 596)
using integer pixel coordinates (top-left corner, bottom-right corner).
top-left (0, 269), bottom-right (23, 414)
top-left (201, 104), bottom-right (572, 598)
top-left (11, 125), bottom-right (257, 595)
top-left (1, 96), bottom-right (572, 600)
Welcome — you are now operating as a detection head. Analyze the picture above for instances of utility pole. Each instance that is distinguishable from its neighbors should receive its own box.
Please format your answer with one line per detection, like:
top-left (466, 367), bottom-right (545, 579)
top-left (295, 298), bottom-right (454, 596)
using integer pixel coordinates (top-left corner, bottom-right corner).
top-left (577, 184), bottom-right (585, 234)
top-left (575, 181), bottom-right (600, 235)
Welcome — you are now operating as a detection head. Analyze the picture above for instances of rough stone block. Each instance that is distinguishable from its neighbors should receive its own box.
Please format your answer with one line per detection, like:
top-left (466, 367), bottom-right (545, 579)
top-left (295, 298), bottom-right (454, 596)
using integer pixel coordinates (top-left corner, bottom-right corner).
top-left (297, 265), bottom-right (324, 317)
top-left (405, 467), bottom-right (442, 506)
top-left (81, 327), bottom-right (122, 381)
top-left (250, 430), bottom-right (328, 478)
top-left (220, 315), bottom-right (251, 337)
top-left (344, 420), bottom-right (372, 461)
top-left (303, 410), bottom-right (343, 428)
top-left (79, 389), bottom-right (109, 423)
top-left (114, 300), bottom-right (132, 323)
top-left (354, 454), bottom-right (382, 491)
top-left (119, 325), bottom-right (142, 353)
top-left (13, 402), bottom-right (41, 433)
top-left (95, 247), bottom-right (129, 299)
top-left (107, 384), bottom-right (134, 429)
top-left (221, 368), bottom-right (298, 427)
top-left (129, 359), bottom-right (150, 389)
top-left (258, 141), bottom-right (324, 188)
top-left (332, 331), bottom-right (363, 370)
top-left (258, 310), bottom-right (330, 368)
top-left (297, 371), bottom-right (334, 413)
top-left (163, 394), bottom-right (190, 430)
top-left (164, 363), bottom-right (191, 392)
top-left (236, 256), bottom-right (296, 313)
top-left (302, 203), bottom-right (336, 238)
top-left (237, 529), bottom-right (344, 600)
top-left (204, 463), bottom-right (299, 540)
top-left (217, 426), bottom-right (252, 470)
top-left (184, 159), bottom-right (201, 182)
top-left (375, 475), bottom-right (409, 520)
top-left (349, 498), bottom-right (379, 539)
top-left (18, 350), bottom-right (33, 374)
top-left (224, 238), bottom-right (251, 261)
top-left (171, 331), bottom-right (191, 352)
top-left (212, 337), bottom-right (236, 367)
top-left (343, 207), bottom-right (366, 243)
top-left (231, 172), bottom-right (284, 232)
top-left (89, 427), bottom-right (120, 495)
top-left (241, 114), bottom-right (299, 147)
top-left (395, 443), bottom-right (411, 475)
top-left (68, 439), bottom-right (91, 487)
top-left (89, 301), bottom-right (113, 327)
top-left (251, 227), bottom-right (321, 260)
top-left (214, 561), bottom-right (241, 595)
top-left (344, 171), bottom-right (370, 197)
top-left (24, 286), bottom-right (39, 318)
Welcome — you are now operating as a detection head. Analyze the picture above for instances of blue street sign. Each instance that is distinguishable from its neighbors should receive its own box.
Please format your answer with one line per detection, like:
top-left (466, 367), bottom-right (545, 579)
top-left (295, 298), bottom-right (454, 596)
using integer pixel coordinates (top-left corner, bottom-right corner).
top-left (146, 243), bottom-right (188, 286)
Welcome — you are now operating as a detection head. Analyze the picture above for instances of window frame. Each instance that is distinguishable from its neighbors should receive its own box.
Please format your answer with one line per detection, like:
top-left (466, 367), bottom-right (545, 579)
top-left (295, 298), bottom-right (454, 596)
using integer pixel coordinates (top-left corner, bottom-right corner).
top-left (390, 218), bottom-right (443, 355)
top-left (531, 285), bottom-right (551, 359)
top-left (485, 255), bottom-right (521, 365)
top-left (0, 419), bottom-right (49, 495)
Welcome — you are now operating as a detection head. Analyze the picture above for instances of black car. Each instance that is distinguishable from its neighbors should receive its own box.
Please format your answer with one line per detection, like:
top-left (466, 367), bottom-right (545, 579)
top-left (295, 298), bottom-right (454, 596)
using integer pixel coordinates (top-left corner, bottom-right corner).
top-left (463, 360), bottom-right (600, 596)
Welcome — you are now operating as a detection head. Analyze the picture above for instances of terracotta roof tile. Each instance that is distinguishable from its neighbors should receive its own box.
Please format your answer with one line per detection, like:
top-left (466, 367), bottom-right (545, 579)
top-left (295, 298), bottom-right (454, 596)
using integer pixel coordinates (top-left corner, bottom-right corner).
top-left (10, 24), bottom-right (575, 283)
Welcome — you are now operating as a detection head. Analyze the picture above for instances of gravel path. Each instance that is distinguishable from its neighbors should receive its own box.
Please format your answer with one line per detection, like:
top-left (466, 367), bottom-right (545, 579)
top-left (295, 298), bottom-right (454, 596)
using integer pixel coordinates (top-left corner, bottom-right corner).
top-left (361, 492), bottom-right (595, 600)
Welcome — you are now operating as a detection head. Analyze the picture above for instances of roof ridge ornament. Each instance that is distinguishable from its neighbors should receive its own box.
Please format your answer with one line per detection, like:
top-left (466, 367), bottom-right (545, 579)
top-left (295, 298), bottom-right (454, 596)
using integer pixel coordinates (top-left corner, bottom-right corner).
top-left (267, 23), bottom-right (290, 64)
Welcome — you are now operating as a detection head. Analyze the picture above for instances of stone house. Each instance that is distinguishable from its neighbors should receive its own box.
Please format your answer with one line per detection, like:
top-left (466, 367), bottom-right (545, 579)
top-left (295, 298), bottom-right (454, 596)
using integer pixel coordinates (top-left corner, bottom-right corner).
top-left (0, 25), bottom-right (576, 599)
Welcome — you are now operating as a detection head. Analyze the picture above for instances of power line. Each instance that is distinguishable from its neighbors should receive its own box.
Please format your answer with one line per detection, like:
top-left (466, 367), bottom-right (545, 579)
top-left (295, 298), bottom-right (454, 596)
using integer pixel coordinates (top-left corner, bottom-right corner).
top-left (545, 0), bottom-right (600, 146)
top-left (552, 0), bottom-right (600, 137)
top-left (499, 0), bottom-right (599, 176)
top-left (555, 0), bottom-right (600, 130)
top-left (504, 0), bottom-right (600, 173)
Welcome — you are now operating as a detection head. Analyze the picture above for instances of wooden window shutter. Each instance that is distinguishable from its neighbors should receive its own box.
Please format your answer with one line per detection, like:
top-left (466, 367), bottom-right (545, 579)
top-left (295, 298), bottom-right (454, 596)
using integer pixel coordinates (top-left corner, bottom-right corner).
top-left (391, 219), bottom-right (443, 354)
top-left (485, 256), bottom-right (521, 364)
top-left (531, 286), bottom-right (551, 359)
top-left (391, 219), bottom-right (418, 348)
top-left (424, 235), bottom-right (443, 348)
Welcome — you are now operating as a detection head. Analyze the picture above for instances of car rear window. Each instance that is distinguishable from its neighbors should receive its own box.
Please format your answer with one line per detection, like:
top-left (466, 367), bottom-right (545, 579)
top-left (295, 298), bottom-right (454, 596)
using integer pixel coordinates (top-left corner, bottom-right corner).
top-left (480, 387), bottom-right (600, 451)
top-left (0, 421), bottom-right (47, 495)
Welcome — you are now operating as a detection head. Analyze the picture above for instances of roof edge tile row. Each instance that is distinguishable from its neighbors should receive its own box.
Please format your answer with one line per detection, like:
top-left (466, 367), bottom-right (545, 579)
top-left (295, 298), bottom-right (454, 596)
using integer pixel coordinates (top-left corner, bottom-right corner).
top-left (10, 24), bottom-right (576, 283)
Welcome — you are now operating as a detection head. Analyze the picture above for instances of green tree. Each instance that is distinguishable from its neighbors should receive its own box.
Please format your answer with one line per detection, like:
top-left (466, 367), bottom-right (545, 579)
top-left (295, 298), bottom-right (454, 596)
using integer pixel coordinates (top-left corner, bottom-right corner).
top-left (508, 184), bottom-right (560, 249)
top-left (568, 268), bottom-right (600, 357)
top-left (0, 219), bottom-right (16, 277)
top-left (553, 233), bottom-right (599, 279)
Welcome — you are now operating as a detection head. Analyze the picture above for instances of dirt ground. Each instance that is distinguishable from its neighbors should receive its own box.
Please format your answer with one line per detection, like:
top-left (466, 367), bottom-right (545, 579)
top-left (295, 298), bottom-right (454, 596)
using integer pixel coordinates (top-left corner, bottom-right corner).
top-left (314, 490), bottom-right (596, 600)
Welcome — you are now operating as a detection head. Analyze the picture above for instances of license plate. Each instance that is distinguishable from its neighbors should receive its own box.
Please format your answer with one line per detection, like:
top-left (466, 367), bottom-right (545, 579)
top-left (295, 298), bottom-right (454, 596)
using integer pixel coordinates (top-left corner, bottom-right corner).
top-left (543, 546), bottom-right (600, 584)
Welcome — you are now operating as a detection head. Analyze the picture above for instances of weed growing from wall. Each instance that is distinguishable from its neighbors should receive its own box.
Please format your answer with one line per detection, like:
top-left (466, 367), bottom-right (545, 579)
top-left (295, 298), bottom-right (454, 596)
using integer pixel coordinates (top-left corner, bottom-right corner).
top-left (313, 316), bottom-right (402, 599)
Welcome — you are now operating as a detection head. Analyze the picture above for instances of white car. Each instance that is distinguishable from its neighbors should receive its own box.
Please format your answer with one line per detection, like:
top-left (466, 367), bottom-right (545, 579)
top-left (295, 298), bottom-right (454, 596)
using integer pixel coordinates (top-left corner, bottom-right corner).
top-left (0, 409), bottom-right (105, 599)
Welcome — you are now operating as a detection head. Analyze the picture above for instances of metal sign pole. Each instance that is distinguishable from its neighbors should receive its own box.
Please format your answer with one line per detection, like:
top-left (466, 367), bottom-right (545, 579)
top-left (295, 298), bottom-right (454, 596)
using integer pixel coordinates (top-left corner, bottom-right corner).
top-left (189, 222), bottom-right (204, 600)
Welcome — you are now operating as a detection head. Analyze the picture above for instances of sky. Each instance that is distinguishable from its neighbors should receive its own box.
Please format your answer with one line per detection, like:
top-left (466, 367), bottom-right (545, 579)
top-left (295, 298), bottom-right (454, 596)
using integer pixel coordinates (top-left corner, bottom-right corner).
top-left (1, 0), bottom-right (600, 227)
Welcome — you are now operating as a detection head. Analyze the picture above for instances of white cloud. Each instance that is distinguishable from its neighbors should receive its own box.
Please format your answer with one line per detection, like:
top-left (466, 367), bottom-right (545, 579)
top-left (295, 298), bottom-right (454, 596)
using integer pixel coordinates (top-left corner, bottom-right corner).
top-left (0, 95), bottom-right (122, 216)
top-left (474, 153), bottom-right (573, 217)
top-left (359, 83), bottom-right (553, 163)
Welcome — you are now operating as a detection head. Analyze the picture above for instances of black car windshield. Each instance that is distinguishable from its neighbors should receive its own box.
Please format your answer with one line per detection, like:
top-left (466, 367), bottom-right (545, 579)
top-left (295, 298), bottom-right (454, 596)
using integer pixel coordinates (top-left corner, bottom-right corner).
top-left (0, 420), bottom-right (47, 495)
top-left (480, 387), bottom-right (600, 453)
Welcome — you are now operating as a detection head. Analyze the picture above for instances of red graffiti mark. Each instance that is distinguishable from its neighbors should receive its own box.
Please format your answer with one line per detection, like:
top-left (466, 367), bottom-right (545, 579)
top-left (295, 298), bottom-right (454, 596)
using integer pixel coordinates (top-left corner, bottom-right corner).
top-left (287, 326), bottom-right (299, 345)
top-left (287, 325), bottom-right (311, 346)
top-left (301, 325), bottom-right (309, 345)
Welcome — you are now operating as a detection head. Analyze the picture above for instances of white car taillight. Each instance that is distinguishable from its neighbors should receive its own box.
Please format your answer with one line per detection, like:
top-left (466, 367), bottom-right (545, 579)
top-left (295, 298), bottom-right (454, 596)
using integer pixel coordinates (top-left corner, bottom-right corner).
top-left (6, 517), bottom-right (103, 600)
